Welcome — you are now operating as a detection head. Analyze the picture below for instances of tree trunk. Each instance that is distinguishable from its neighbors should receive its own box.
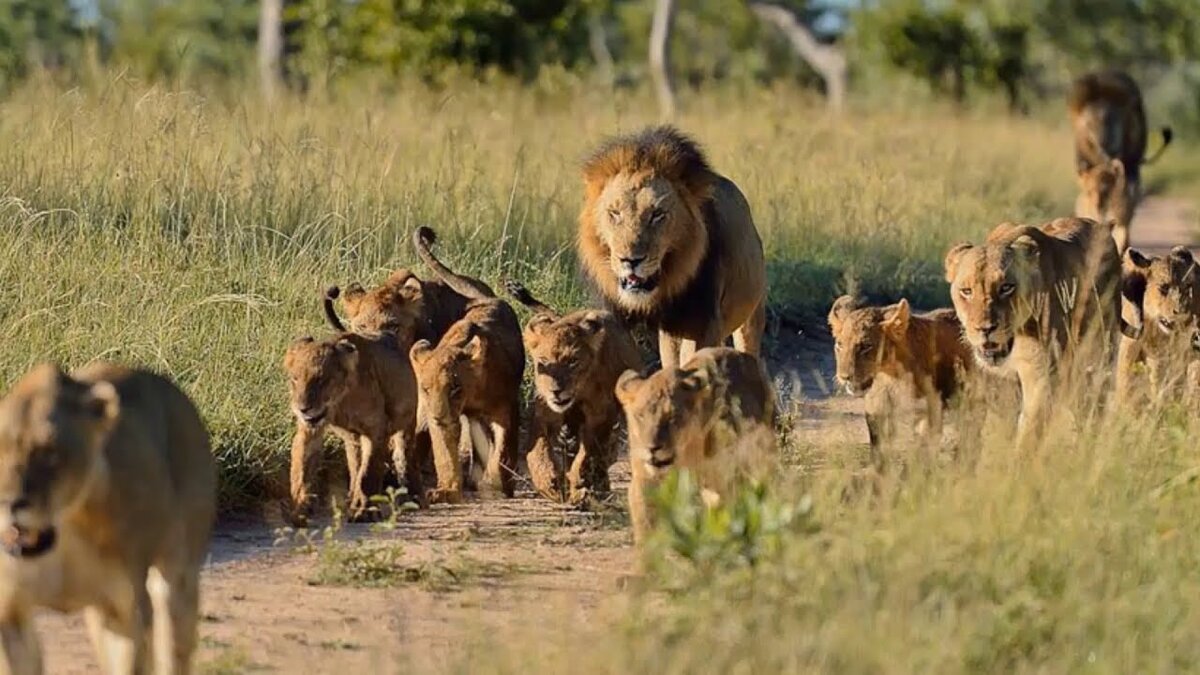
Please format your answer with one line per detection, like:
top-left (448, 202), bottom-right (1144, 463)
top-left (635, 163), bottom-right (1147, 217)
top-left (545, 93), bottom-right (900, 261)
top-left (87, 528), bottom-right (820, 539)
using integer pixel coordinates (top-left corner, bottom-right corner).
top-left (748, 2), bottom-right (847, 112)
top-left (258, 0), bottom-right (285, 101)
top-left (588, 10), bottom-right (615, 85)
top-left (649, 0), bottom-right (677, 119)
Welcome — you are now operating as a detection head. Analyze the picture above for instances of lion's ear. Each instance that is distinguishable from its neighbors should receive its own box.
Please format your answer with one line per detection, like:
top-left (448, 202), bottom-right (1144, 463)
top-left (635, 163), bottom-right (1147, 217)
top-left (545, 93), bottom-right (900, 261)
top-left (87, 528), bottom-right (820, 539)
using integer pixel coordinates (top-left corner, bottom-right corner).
top-left (1011, 235), bottom-right (1040, 264)
top-left (526, 313), bottom-right (555, 337)
top-left (883, 299), bottom-right (911, 337)
top-left (614, 370), bottom-right (645, 406)
top-left (944, 243), bottom-right (974, 283)
top-left (1169, 245), bottom-right (1195, 268)
top-left (462, 334), bottom-right (485, 361)
top-left (82, 380), bottom-right (120, 433)
top-left (828, 295), bottom-right (856, 330)
top-left (409, 339), bottom-right (433, 365)
top-left (342, 283), bottom-right (366, 315)
top-left (579, 311), bottom-right (608, 351)
top-left (1121, 249), bottom-right (1150, 318)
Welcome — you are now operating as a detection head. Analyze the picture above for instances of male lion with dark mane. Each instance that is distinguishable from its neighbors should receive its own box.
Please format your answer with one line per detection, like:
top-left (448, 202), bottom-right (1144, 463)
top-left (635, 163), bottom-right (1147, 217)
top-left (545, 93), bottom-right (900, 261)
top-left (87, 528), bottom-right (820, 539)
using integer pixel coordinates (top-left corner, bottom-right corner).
top-left (578, 126), bottom-right (767, 370)
top-left (944, 218), bottom-right (1132, 450)
top-left (1069, 70), bottom-right (1172, 252)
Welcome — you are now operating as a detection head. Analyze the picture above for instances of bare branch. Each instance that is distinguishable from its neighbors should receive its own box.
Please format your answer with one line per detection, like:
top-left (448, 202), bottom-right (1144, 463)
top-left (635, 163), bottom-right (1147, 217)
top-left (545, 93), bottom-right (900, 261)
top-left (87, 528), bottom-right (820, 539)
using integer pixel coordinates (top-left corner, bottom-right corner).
top-left (649, 0), bottom-right (678, 119)
top-left (749, 2), bottom-right (847, 111)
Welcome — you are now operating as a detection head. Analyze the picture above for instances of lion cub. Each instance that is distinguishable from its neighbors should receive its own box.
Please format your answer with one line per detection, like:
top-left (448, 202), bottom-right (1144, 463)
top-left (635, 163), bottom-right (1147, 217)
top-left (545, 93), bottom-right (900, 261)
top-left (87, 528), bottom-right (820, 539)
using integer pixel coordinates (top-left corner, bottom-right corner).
top-left (1117, 246), bottom-right (1200, 402)
top-left (505, 279), bottom-right (643, 504)
top-left (828, 296), bottom-right (974, 463)
top-left (0, 363), bottom-right (215, 674)
top-left (284, 331), bottom-right (423, 525)
top-left (409, 227), bottom-right (525, 504)
top-left (615, 347), bottom-right (775, 545)
top-left (1075, 159), bottom-right (1136, 253)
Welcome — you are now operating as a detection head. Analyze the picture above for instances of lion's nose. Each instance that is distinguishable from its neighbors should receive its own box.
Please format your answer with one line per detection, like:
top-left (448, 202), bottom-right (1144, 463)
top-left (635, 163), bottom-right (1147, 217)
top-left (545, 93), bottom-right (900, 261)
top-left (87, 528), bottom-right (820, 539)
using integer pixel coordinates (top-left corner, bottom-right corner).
top-left (619, 256), bottom-right (645, 269)
top-left (10, 498), bottom-right (29, 515)
top-left (979, 323), bottom-right (998, 337)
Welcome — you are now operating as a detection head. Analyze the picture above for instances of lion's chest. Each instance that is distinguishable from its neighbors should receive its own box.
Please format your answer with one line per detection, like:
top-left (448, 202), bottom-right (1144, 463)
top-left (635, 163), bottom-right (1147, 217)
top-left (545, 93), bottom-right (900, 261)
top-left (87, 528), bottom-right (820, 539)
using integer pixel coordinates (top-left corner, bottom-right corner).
top-left (1, 528), bottom-right (129, 614)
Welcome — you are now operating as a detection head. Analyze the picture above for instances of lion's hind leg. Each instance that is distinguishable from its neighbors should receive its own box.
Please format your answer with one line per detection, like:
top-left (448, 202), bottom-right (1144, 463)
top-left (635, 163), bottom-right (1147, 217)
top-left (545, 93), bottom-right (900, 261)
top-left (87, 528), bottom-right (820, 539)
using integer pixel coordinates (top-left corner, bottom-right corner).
top-left (732, 299), bottom-right (766, 356)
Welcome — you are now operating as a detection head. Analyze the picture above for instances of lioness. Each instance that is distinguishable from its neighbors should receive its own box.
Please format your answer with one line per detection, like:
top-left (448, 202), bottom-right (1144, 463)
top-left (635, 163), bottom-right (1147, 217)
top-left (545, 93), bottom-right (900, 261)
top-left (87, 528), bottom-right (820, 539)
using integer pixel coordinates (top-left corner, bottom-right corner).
top-left (504, 279), bottom-right (643, 504)
top-left (0, 363), bottom-right (215, 674)
top-left (578, 126), bottom-right (767, 370)
top-left (1117, 246), bottom-right (1200, 402)
top-left (409, 227), bottom-right (524, 504)
top-left (944, 218), bottom-right (1128, 450)
top-left (828, 296), bottom-right (974, 464)
top-left (284, 332), bottom-right (423, 525)
top-left (1069, 70), bottom-right (1172, 252)
top-left (615, 348), bottom-right (775, 545)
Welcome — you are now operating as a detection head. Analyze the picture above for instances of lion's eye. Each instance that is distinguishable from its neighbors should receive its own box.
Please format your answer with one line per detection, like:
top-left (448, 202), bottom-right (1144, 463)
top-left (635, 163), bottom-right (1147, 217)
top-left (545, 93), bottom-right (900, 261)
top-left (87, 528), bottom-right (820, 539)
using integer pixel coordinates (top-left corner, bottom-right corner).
top-left (856, 343), bottom-right (872, 354)
top-left (607, 208), bottom-right (621, 221)
top-left (999, 283), bottom-right (1016, 297)
top-left (1159, 284), bottom-right (1171, 295)
top-left (649, 209), bottom-right (666, 224)
top-left (959, 287), bottom-right (973, 298)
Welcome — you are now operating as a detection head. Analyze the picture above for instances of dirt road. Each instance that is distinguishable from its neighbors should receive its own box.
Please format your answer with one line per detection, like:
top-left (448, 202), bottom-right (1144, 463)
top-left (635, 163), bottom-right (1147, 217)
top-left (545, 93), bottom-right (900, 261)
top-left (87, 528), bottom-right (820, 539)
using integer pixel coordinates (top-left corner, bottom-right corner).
top-left (36, 196), bottom-right (1197, 674)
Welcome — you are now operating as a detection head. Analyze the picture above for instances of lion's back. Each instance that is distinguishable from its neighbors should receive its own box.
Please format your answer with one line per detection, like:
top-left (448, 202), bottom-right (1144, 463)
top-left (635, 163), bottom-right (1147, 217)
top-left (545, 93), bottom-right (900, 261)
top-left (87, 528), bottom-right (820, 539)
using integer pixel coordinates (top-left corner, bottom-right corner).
top-left (72, 364), bottom-right (216, 559)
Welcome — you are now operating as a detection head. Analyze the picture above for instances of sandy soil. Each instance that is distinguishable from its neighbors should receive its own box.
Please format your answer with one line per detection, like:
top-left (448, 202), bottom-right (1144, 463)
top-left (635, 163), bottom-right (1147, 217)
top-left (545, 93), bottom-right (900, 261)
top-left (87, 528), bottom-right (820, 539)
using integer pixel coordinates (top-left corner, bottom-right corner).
top-left (35, 195), bottom-right (1197, 674)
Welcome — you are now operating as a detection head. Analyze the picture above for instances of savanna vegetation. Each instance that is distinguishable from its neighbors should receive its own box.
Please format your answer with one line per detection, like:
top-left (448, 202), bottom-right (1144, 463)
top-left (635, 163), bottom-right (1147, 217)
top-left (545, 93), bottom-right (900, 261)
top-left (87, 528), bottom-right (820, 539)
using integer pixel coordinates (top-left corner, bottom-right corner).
top-left (3, 1), bottom-right (1200, 672)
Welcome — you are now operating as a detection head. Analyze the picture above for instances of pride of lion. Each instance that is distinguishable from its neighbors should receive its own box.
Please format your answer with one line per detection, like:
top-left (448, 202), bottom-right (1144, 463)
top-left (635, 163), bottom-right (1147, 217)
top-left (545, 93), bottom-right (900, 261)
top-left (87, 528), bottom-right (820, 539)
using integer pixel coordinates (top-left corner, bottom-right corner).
top-left (2, 71), bottom-right (1197, 673)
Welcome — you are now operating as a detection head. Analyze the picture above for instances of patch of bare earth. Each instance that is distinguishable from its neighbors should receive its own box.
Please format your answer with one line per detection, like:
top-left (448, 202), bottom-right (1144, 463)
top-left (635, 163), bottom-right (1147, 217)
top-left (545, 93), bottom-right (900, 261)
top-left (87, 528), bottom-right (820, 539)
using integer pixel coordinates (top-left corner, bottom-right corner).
top-left (38, 318), bottom-right (868, 673)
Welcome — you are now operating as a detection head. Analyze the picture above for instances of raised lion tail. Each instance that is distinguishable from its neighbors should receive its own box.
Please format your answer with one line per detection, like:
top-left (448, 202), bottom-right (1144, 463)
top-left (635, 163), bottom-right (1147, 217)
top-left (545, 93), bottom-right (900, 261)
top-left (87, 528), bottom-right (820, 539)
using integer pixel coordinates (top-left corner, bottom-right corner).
top-left (412, 226), bottom-right (495, 301)
top-left (1143, 126), bottom-right (1174, 165)
top-left (323, 286), bottom-right (347, 332)
top-left (502, 278), bottom-right (556, 316)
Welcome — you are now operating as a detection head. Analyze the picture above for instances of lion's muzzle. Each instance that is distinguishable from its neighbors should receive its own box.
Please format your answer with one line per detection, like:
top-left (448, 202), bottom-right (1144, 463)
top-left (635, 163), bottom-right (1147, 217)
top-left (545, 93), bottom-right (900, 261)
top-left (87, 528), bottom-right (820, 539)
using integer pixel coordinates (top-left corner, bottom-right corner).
top-left (1, 524), bottom-right (56, 559)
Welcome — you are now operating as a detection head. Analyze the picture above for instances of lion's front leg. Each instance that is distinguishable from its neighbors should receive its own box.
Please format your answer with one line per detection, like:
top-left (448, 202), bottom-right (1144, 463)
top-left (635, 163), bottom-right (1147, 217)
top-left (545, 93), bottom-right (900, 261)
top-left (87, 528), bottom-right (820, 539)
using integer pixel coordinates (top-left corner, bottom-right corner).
top-left (525, 410), bottom-right (565, 502)
top-left (0, 610), bottom-right (41, 675)
top-left (288, 422), bottom-right (326, 527)
top-left (567, 423), bottom-right (616, 504)
top-left (426, 416), bottom-right (465, 504)
top-left (658, 331), bottom-right (682, 370)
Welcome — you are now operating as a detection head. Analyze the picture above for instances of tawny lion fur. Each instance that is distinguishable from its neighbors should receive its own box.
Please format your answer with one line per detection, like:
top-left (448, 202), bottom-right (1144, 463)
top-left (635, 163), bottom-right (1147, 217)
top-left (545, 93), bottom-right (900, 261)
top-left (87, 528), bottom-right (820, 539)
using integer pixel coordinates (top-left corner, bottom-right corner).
top-left (409, 227), bottom-right (524, 504)
top-left (0, 363), bottom-right (215, 675)
top-left (944, 218), bottom-right (1126, 450)
top-left (615, 347), bottom-right (775, 546)
top-left (504, 279), bottom-right (643, 504)
top-left (577, 126), bottom-right (767, 370)
top-left (1069, 70), bottom-right (1172, 252)
top-left (283, 332), bottom-right (424, 525)
top-left (828, 296), bottom-right (974, 464)
top-left (1117, 246), bottom-right (1200, 403)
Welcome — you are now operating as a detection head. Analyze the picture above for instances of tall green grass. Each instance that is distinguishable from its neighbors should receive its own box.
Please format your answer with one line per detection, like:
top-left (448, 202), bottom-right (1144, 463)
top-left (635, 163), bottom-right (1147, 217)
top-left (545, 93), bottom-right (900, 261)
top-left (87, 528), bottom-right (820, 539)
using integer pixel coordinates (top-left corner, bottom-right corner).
top-left (0, 77), bottom-right (1080, 507)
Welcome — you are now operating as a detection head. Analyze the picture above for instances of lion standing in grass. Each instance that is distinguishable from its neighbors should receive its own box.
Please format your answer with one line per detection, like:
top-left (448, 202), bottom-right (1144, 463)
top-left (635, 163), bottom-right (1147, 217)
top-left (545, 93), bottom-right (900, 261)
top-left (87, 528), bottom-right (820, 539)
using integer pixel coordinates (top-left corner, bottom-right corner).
top-left (615, 347), bottom-right (775, 545)
top-left (1117, 246), bottom-right (1200, 403)
top-left (0, 363), bottom-right (215, 675)
top-left (1069, 71), bottom-right (1172, 252)
top-left (944, 218), bottom-right (1130, 450)
top-left (577, 126), bottom-right (767, 370)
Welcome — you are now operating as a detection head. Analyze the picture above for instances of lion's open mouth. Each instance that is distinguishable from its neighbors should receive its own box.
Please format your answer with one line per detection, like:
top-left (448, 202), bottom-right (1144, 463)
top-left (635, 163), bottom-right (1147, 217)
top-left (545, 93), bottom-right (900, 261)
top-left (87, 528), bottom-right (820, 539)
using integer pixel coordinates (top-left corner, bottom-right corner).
top-left (547, 394), bottom-right (575, 412)
top-left (976, 338), bottom-right (1014, 366)
top-left (839, 378), bottom-right (872, 397)
top-left (619, 273), bottom-right (659, 294)
top-left (1158, 317), bottom-right (1177, 335)
top-left (1, 525), bottom-right (57, 559)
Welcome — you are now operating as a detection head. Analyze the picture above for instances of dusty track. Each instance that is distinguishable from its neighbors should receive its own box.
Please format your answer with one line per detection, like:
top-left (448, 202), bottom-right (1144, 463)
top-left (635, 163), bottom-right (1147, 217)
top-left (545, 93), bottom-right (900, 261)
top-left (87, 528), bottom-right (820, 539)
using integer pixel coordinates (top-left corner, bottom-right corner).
top-left (36, 196), bottom-right (1197, 674)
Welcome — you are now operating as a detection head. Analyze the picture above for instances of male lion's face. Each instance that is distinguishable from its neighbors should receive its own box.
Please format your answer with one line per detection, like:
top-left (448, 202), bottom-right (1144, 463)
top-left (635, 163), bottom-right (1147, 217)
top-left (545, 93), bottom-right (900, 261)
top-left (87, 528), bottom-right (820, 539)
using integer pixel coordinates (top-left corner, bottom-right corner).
top-left (615, 368), bottom-right (707, 477)
top-left (1074, 159), bottom-right (1127, 224)
top-left (283, 337), bottom-right (360, 427)
top-left (945, 237), bottom-right (1040, 368)
top-left (524, 312), bottom-right (606, 414)
top-left (0, 364), bottom-right (118, 559)
top-left (1125, 247), bottom-right (1200, 344)
top-left (827, 296), bottom-right (909, 395)
top-left (593, 172), bottom-right (693, 307)
top-left (410, 336), bottom-right (482, 423)
top-left (340, 269), bottom-right (425, 339)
